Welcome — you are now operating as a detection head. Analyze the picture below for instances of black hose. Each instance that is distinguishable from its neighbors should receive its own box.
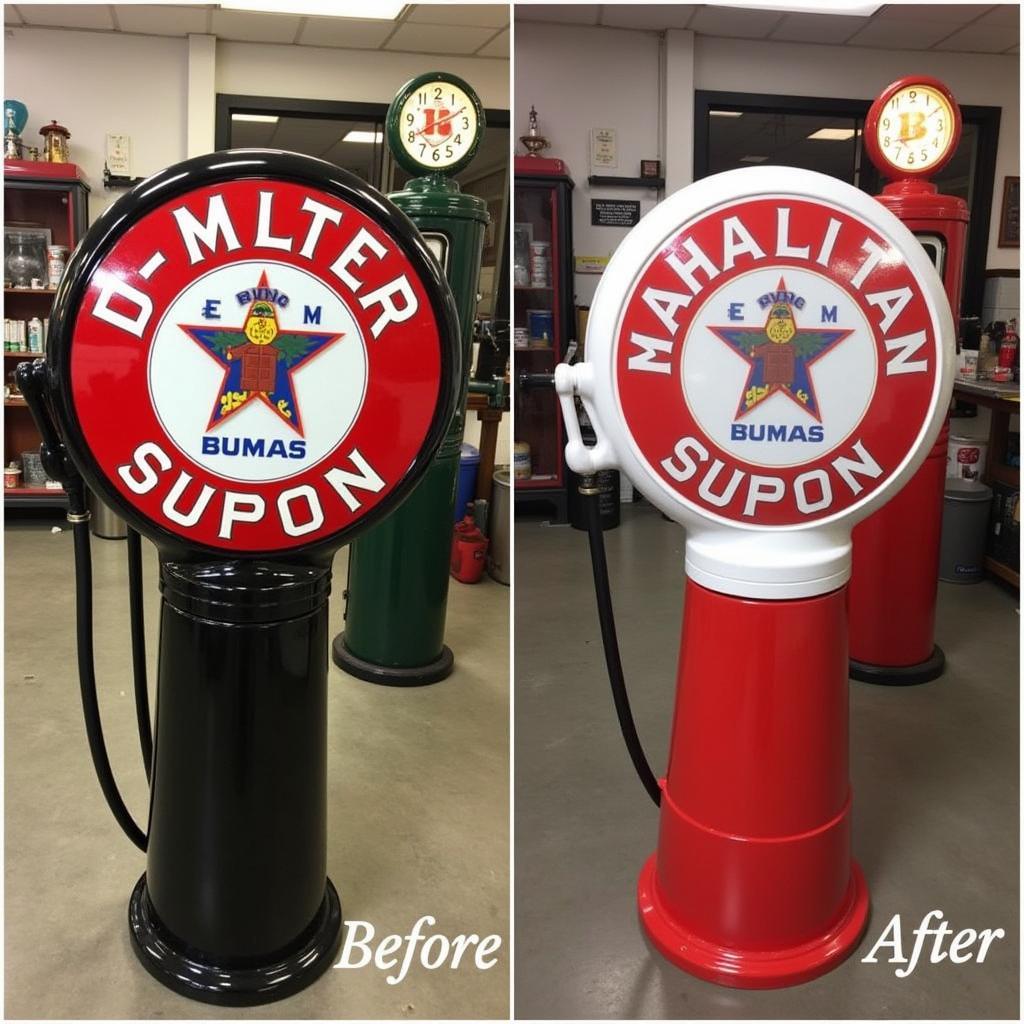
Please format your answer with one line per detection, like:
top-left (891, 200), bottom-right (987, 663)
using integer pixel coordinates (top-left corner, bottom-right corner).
top-left (69, 482), bottom-right (148, 852)
top-left (126, 528), bottom-right (153, 783)
top-left (582, 483), bottom-right (662, 807)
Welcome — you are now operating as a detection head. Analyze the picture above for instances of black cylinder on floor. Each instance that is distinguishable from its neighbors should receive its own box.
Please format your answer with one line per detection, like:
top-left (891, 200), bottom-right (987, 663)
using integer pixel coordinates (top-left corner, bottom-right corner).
top-left (129, 560), bottom-right (342, 1005)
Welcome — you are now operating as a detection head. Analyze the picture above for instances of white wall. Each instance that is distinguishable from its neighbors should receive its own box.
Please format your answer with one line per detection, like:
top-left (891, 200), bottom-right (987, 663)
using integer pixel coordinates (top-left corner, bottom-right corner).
top-left (514, 22), bottom-right (662, 305)
top-left (514, 22), bottom-right (1020, 307)
top-left (5, 27), bottom-right (189, 222)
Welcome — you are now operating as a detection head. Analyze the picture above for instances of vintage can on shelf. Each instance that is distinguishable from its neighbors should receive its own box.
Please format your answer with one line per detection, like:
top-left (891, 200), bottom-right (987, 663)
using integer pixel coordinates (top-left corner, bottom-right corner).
top-left (27, 317), bottom-right (43, 353)
top-left (46, 244), bottom-right (67, 288)
top-left (947, 435), bottom-right (988, 481)
top-left (513, 441), bottom-right (532, 480)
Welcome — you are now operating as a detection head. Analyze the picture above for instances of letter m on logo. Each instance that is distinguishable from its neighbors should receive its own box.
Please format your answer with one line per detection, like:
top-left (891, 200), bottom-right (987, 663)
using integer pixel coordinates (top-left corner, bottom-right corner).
top-left (304, 304), bottom-right (322, 325)
top-left (821, 305), bottom-right (838, 324)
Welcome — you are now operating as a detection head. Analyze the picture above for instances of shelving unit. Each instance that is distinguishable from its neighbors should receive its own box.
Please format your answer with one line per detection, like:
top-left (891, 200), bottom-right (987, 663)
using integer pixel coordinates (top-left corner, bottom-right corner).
top-left (4, 161), bottom-right (89, 510)
top-left (953, 380), bottom-right (1020, 587)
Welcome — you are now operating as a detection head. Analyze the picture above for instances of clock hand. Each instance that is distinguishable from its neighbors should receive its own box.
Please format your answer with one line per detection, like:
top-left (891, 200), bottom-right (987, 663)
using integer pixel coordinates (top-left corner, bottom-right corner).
top-left (414, 106), bottom-right (467, 139)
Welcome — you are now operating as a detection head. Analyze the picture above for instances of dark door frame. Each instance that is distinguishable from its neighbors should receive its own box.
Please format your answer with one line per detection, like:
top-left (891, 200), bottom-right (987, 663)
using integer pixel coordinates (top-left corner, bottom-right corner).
top-left (693, 88), bottom-right (1002, 318)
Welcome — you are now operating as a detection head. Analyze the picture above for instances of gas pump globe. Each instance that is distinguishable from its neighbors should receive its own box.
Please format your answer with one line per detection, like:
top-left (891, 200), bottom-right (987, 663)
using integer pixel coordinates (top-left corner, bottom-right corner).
top-left (556, 166), bottom-right (953, 987)
top-left (849, 75), bottom-right (968, 683)
top-left (18, 149), bottom-right (460, 1004)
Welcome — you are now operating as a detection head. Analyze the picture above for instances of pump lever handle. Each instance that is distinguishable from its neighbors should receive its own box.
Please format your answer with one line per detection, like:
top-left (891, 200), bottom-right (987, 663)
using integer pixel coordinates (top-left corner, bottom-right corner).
top-left (16, 359), bottom-right (81, 487)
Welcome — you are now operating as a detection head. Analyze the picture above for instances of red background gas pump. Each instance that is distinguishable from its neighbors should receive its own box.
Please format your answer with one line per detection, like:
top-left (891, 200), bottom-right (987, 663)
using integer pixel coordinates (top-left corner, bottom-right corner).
top-left (849, 76), bottom-right (968, 684)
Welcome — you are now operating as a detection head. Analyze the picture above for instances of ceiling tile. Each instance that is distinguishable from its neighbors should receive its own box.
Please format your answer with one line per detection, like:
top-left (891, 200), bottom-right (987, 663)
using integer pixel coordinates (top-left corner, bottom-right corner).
top-left (116, 4), bottom-right (210, 36)
top-left (515, 5), bottom-right (601, 25)
top-left (15, 4), bottom-right (115, 29)
top-left (845, 18), bottom-right (966, 48)
top-left (975, 3), bottom-right (1021, 27)
top-left (4, 6), bottom-right (23, 25)
top-left (296, 16), bottom-right (393, 48)
top-left (769, 12), bottom-right (870, 44)
top-left (384, 21), bottom-right (495, 53)
top-left (932, 23), bottom-right (1021, 51)
top-left (405, 4), bottom-right (509, 28)
top-left (688, 5), bottom-right (787, 39)
top-left (600, 5), bottom-right (697, 29)
top-left (210, 9), bottom-right (301, 44)
top-left (477, 27), bottom-right (509, 58)
top-left (873, 4), bottom-right (997, 24)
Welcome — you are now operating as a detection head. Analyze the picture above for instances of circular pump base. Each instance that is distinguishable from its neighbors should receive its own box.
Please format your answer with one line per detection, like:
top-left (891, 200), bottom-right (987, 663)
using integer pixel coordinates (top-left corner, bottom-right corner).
top-left (128, 875), bottom-right (343, 1006)
top-left (332, 632), bottom-right (454, 686)
top-left (850, 644), bottom-right (945, 686)
top-left (637, 855), bottom-right (870, 989)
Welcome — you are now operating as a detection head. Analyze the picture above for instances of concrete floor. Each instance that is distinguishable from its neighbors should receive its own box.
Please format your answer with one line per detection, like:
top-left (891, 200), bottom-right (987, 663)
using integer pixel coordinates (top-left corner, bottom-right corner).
top-left (515, 504), bottom-right (1019, 1020)
top-left (5, 516), bottom-right (509, 1020)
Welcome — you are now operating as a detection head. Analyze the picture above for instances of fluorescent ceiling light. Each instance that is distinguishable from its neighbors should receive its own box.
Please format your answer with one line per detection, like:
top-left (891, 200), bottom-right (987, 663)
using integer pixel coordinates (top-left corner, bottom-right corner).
top-left (220, 0), bottom-right (406, 17)
top-left (740, 155), bottom-right (768, 163)
top-left (808, 128), bottom-right (857, 140)
top-left (343, 130), bottom-right (383, 144)
top-left (713, 1), bottom-right (881, 14)
top-left (232, 113), bottom-right (279, 123)
top-left (710, 111), bottom-right (743, 118)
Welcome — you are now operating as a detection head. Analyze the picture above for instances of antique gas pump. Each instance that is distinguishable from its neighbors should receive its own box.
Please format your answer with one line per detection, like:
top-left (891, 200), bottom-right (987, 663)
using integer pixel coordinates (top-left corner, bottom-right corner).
top-left (18, 149), bottom-right (460, 1005)
top-left (556, 167), bottom-right (952, 987)
top-left (849, 76), bottom-right (968, 684)
top-left (334, 72), bottom-right (489, 685)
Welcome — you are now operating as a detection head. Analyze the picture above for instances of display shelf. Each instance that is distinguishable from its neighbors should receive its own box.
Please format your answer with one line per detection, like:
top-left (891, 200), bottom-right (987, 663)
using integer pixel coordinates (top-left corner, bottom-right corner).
top-left (587, 174), bottom-right (665, 189)
top-left (4, 485), bottom-right (67, 508)
top-left (5, 398), bottom-right (29, 407)
top-left (4, 287), bottom-right (57, 294)
top-left (4, 350), bottom-right (39, 358)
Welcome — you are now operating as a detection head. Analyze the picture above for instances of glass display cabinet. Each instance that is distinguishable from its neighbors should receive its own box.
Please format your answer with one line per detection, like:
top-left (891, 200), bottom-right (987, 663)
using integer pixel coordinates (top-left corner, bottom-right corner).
top-left (513, 156), bottom-right (574, 522)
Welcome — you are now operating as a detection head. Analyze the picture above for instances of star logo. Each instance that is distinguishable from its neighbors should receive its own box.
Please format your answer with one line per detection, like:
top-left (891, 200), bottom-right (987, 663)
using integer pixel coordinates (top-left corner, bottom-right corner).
top-left (707, 277), bottom-right (854, 422)
top-left (180, 271), bottom-right (343, 436)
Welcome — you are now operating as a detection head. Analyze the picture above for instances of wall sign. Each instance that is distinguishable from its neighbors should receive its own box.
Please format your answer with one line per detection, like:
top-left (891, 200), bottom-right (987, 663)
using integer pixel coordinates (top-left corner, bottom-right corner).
top-left (589, 127), bottom-right (617, 171)
top-left (591, 198), bottom-right (641, 228)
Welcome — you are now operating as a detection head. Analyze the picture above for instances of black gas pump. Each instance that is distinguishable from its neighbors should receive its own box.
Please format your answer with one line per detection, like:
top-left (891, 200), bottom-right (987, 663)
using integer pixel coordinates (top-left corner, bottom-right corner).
top-left (18, 149), bottom-right (460, 1006)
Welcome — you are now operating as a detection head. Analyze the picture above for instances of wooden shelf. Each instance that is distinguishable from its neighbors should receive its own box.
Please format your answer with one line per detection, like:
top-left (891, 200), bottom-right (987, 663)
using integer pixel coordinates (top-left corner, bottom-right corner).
top-left (4, 287), bottom-right (56, 294)
top-left (4, 399), bottom-right (29, 408)
top-left (4, 350), bottom-right (40, 358)
top-left (985, 555), bottom-right (1019, 588)
top-left (587, 174), bottom-right (665, 189)
top-left (514, 285), bottom-right (553, 291)
top-left (4, 484), bottom-right (67, 508)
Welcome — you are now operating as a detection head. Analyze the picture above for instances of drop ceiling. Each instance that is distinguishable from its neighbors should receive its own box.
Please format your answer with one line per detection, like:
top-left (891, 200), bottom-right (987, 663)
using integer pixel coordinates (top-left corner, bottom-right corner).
top-left (3, 4), bottom-right (510, 58)
top-left (516, 4), bottom-right (1019, 55)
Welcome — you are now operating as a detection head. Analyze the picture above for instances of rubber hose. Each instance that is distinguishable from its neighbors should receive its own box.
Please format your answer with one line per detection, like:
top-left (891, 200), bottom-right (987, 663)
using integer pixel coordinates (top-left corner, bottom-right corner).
top-left (70, 482), bottom-right (148, 852)
top-left (583, 486), bottom-right (662, 807)
top-left (126, 528), bottom-right (153, 783)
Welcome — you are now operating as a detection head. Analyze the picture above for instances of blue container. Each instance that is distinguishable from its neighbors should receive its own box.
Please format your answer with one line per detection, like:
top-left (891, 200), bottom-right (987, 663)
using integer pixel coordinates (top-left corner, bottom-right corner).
top-left (455, 444), bottom-right (480, 521)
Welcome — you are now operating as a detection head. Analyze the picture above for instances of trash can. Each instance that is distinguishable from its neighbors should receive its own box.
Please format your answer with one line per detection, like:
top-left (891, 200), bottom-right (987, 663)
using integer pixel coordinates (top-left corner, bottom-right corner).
top-left (939, 479), bottom-right (993, 583)
top-left (88, 488), bottom-right (127, 540)
top-left (455, 443), bottom-right (480, 522)
top-left (487, 468), bottom-right (510, 585)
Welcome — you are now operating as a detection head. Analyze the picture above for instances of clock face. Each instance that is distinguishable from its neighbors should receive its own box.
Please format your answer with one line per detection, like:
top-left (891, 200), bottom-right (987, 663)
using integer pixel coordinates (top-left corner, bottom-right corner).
top-left (397, 80), bottom-right (479, 172)
top-left (874, 83), bottom-right (956, 175)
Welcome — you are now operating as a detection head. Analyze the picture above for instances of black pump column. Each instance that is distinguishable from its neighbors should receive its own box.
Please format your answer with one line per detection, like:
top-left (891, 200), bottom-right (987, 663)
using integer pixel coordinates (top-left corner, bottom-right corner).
top-left (23, 150), bottom-right (460, 1005)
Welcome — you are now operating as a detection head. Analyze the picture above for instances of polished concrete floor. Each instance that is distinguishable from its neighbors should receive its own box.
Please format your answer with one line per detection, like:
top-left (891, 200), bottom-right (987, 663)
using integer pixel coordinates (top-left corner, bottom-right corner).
top-left (515, 504), bottom-right (1019, 1020)
top-left (5, 516), bottom-right (509, 1020)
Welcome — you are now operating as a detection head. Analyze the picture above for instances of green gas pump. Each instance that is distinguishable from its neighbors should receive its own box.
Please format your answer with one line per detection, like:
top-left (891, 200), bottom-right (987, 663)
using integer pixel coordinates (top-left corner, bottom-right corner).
top-left (333, 72), bottom-right (490, 685)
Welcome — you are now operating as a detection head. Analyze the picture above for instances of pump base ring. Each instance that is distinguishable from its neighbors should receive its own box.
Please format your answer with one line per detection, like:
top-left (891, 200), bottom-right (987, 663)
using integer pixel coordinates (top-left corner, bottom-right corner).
top-left (332, 632), bottom-right (454, 686)
top-left (849, 644), bottom-right (945, 686)
top-left (128, 874), bottom-right (343, 1006)
top-left (637, 855), bottom-right (869, 989)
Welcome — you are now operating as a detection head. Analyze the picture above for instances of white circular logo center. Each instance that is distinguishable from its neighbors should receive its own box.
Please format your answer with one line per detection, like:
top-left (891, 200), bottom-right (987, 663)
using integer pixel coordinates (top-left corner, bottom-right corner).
top-left (149, 260), bottom-right (368, 484)
top-left (682, 266), bottom-right (877, 469)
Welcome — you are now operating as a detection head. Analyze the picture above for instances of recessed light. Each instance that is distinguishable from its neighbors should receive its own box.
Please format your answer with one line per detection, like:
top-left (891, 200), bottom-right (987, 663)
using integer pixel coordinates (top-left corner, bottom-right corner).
top-left (343, 130), bottom-right (383, 144)
top-left (710, 111), bottom-right (743, 118)
top-left (740, 155), bottom-right (768, 163)
top-left (807, 128), bottom-right (858, 140)
top-left (231, 114), bottom-right (279, 124)
top-left (221, 1), bottom-right (406, 17)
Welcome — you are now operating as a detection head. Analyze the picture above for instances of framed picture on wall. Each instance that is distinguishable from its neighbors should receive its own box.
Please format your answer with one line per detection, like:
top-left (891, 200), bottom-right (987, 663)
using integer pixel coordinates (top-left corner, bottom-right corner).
top-left (998, 176), bottom-right (1019, 248)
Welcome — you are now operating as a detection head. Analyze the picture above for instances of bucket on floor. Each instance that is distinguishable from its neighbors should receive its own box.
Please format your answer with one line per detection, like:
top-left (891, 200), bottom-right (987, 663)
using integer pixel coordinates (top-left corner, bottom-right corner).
top-left (455, 443), bottom-right (480, 521)
top-left (487, 468), bottom-right (510, 585)
top-left (87, 489), bottom-right (127, 540)
top-left (939, 479), bottom-right (993, 583)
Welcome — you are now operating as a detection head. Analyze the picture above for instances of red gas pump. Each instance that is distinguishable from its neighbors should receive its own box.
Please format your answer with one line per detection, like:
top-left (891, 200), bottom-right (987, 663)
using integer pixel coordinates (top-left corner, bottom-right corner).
top-left (848, 76), bottom-right (967, 683)
top-left (557, 166), bottom-right (953, 988)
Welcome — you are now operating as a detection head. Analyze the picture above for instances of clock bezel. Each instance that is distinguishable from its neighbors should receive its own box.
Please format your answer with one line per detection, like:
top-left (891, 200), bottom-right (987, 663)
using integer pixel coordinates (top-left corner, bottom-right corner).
top-left (864, 75), bottom-right (962, 181)
top-left (386, 71), bottom-right (486, 178)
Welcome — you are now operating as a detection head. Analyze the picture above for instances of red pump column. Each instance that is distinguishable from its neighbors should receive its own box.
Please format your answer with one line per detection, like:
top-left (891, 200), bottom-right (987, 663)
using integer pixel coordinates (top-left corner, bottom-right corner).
top-left (556, 166), bottom-right (953, 988)
top-left (849, 77), bottom-right (968, 684)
